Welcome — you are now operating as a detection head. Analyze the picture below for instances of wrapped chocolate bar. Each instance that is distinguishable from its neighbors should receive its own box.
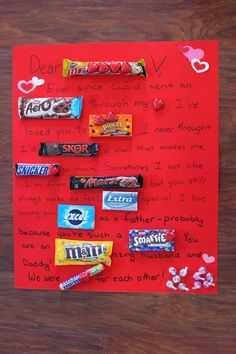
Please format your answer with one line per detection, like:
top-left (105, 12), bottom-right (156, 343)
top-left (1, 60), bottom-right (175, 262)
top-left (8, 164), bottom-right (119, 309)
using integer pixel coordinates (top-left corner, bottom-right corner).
top-left (63, 58), bottom-right (146, 77)
top-left (15, 163), bottom-right (60, 176)
top-left (55, 239), bottom-right (113, 266)
top-left (70, 175), bottom-right (143, 189)
top-left (18, 96), bottom-right (82, 119)
top-left (129, 229), bottom-right (175, 251)
top-left (39, 143), bottom-right (98, 156)
top-left (89, 112), bottom-right (132, 137)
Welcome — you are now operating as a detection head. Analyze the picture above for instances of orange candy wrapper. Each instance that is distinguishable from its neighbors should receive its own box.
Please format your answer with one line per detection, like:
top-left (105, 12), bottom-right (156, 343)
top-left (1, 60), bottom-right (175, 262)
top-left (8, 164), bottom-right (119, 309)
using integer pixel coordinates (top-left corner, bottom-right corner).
top-left (89, 112), bottom-right (132, 137)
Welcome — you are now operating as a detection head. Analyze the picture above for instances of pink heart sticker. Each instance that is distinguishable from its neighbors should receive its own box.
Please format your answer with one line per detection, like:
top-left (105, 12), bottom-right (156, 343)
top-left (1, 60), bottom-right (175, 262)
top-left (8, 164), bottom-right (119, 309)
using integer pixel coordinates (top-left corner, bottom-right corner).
top-left (181, 46), bottom-right (205, 62)
top-left (191, 58), bottom-right (209, 74)
top-left (202, 253), bottom-right (215, 264)
top-left (17, 80), bottom-right (36, 94)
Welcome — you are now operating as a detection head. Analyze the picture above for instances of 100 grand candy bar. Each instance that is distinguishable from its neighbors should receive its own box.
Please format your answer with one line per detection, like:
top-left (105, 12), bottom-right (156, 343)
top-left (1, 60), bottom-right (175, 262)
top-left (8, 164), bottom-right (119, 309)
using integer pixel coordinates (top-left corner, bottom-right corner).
top-left (63, 58), bottom-right (146, 77)
top-left (70, 175), bottom-right (143, 189)
top-left (18, 96), bottom-right (82, 119)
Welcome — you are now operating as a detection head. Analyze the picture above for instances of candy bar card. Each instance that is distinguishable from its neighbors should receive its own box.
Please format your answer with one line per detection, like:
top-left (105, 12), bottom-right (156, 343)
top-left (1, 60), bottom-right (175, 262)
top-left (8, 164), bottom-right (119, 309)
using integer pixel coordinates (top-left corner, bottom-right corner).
top-left (13, 41), bottom-right (218, 293)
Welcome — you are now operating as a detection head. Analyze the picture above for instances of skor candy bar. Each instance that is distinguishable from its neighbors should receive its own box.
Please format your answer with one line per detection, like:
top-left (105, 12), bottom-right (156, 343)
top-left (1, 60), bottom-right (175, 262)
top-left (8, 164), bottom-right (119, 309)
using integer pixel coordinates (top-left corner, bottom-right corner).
top-left (63, 58), bottom-right (146, 77)
top-left (39, 143), bottom-right (98, 156)
top-left (102, 191), bottom-right (138, 211)
top-left (59, 263), bottom-right (105, 291)
top-left (89, 112), bottom-right (132, 137)
top-left (18, 96), bottom-right (82, 119)
top-left (55, 239), bottom-right (113, 266)
top-left (15, 163), bottom-right (60, 176)
top-left (57, 204), bottom-right (95, 230)
top-left (129, 229), bottom-right (175, 251)
top-left (70, 175), bottom-right (143, 189)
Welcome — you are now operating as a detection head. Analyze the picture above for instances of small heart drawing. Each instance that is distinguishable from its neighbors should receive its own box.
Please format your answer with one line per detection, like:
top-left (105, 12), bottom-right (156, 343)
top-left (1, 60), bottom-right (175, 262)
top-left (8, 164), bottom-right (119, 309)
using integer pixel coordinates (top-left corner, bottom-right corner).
top-left (202, 253), bottom-right (215, 264)
top-left (17, 76), bottom-right (45, 94)
top-left (17, 80), bottom-right (36, 94)
top-left (191, 58), bottom-right (209, 74)
top-left (32, 76), bottom-right (45, 86)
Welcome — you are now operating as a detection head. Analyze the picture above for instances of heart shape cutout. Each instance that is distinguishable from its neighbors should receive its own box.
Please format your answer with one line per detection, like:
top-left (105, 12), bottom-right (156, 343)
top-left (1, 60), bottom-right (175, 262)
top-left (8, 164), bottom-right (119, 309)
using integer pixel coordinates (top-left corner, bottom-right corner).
top-left (191, 58), bottom-right (209, 74)
top-left (202, 253), bottom-right (215, 264)
top-left (17, 80), bottom-right (36, 94)
top-left (32, 76), bottom-right (45, 86)
top-left (180, 46), bottom-right (205, 61)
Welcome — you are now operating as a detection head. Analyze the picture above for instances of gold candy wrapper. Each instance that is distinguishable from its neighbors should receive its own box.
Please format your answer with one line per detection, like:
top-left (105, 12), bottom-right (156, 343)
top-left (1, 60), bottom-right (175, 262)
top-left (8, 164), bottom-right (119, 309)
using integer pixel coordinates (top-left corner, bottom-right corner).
top-left (62, 58), bottom-right (146, 77)
top-left (55, 239), bottom-right (113, 266)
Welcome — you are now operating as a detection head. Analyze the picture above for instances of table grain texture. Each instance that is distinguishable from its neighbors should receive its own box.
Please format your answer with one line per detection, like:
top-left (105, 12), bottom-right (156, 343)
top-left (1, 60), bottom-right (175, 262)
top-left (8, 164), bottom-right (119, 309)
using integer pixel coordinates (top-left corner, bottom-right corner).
top-left (0, 1), bottom-right (235, 353)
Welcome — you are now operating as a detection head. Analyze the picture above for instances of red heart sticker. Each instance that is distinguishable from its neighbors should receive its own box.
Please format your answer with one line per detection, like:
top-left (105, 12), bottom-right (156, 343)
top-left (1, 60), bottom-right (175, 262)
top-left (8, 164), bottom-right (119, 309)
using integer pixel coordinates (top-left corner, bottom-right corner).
top-left (121, 61), bottom-right (132, 74)
top-left (99, 62), bottom-right (110, 74)
top-left (153, 98), bottom-right (164, 111)
top-left (88, 62), bottom-right (99, 73)
top-left (110, 61), bottom-right (121, 73)
top-left (94, 114), bottom-right (106, 125)
top-left (105, 112), bottom-right (118, 123)
top-left (165, 231), bottom-right (175, 242)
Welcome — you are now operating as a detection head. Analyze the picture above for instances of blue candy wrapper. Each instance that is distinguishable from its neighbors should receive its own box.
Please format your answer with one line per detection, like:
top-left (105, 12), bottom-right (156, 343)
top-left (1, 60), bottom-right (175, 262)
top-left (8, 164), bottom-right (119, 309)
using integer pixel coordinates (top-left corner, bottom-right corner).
top-left (129, 229), bottom-right (175, 251)
top-left (102, 191), bottom-right (138, 211)
top-left (58, 204), bottom-right (95, 229)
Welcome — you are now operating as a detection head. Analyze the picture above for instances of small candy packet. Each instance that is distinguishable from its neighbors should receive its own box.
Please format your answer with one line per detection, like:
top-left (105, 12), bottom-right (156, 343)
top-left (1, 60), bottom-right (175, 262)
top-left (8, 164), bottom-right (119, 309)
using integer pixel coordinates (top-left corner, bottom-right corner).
top-left (55, 239), bottom-right (113, 266)
top-left (89, 112), bottom-right (132, 137)
top-left (129, 229), bottom-right (175, 251)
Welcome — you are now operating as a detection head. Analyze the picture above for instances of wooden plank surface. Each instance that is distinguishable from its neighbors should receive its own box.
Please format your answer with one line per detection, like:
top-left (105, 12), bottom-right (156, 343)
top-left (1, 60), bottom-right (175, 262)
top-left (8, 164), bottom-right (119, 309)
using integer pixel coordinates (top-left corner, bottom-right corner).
top-left (0, 1), bottom-right (235, 353)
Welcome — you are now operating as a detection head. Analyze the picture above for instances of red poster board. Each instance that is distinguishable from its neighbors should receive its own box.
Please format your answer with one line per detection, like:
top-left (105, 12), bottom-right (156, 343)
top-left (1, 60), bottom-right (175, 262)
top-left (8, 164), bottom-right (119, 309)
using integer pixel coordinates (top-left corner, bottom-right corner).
top-left (13, 41), bottom-right (218, 292)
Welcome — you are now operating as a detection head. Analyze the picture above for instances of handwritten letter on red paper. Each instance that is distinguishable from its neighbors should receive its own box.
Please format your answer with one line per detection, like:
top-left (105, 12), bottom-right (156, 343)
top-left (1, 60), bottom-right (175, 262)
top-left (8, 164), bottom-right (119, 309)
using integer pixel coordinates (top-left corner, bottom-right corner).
top-left (13, 41), bottom-right (218, 292)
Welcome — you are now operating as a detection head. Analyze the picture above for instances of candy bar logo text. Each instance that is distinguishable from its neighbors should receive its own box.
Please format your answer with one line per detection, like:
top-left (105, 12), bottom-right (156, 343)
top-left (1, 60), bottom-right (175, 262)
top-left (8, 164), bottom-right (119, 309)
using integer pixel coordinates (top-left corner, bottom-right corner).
top-left (64, 244), bottom-right (107, 260)
top-left (26, 100), bottom-right (52, 115)
top-left (62, 144), bottom-right (89, 154)
top-left (82, 177), bottom-right (138, 188)
top-left (133, 233), bottom-right (167, 247)
top-left (104, 192), bottom-right (137, 208)
top-left (103, 122), bottom-right (122, 130)
top-left (64, 209), bottom-right (87, 226)
top-left (17, 165), bottom-right (49, 175)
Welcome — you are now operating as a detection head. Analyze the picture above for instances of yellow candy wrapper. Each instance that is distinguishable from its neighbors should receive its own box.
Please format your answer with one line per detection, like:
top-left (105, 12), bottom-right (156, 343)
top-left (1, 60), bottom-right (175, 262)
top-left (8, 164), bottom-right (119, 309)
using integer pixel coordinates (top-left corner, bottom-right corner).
top-left (55, 238), bottom-right (113, 266)
top-left (62, 58), bottom-right (146, 77)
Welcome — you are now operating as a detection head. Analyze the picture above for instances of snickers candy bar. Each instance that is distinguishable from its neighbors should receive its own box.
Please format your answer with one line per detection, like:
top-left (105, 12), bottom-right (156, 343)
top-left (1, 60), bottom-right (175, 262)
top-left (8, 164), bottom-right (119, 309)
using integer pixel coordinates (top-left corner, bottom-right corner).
top-left (18, 96), bottom-right (82, 119)
top-left (63, 58), bottom-right (146, 77)
top-left (15, 163), bottom-right (60, 176)
top-left (70, 175), bottom-right (143, 189)
top-left (39, 143), bottom-right (98, 156)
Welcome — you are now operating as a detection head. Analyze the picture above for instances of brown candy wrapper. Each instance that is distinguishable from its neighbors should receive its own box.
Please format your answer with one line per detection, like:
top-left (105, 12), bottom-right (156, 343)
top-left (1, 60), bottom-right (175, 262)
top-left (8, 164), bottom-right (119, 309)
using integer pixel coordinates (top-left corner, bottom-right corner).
top-left (39, 143), bottom-right (98, 156)
top-left (70, 175), bottom-right (143, 189)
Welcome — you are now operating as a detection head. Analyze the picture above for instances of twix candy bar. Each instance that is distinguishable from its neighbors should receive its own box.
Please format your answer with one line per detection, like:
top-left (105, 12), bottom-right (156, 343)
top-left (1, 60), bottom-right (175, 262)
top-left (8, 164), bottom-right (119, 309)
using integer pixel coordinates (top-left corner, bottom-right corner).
top-left (63, 58), bottom-right (146, 77)
top-left (39, 143), bottom-right (98, 156)
top-left (70, 175), bottom-right (143, 189)
top-left (18, 96), bottom-right (82, 119)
